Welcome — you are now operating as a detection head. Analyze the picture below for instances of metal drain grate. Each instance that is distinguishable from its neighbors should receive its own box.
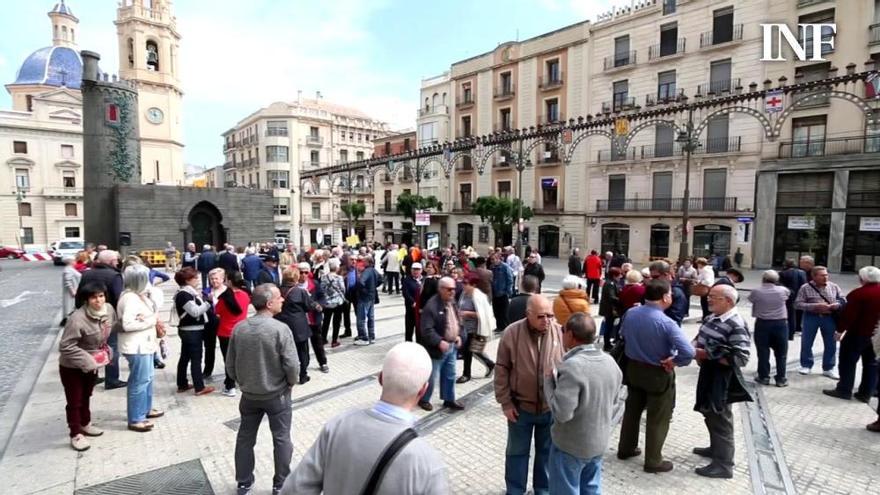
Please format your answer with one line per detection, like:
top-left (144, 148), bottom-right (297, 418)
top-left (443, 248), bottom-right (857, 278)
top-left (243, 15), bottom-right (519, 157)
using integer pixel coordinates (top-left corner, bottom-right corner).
top-left (74, 459), bottom-right (214, 495)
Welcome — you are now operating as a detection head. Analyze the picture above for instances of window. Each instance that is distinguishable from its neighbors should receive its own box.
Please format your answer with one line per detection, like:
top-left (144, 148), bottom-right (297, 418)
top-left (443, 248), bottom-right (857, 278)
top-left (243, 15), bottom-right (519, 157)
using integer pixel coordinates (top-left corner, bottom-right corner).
top-left (652, 172), bottom-right (673, 209)
top-left (460, 183), bottom-right (472, 208)
top-left (310, 150), bottom-right (320, 166)
top-left (655, 125), bottom-right (675, 157)
top-left (712, 7), bottom-right (734, 45)
top-left (709, 59), bottom-right (732, 94)
top-left (800, 9), bottom-right (835, 58)
top-left (356, 151), bottom-right (364, 161)
top-left (500, 108), bottom-right (512, 130)
top-left (657, 70), bottom-right (676, 101)
top-left (61, 144), bottom-right (74, 159)
top-left (703, 169), bottom-right (727, 209)
top-left (26, 95), bottom-right (33, 112)
top-left (792, 116), bottom-right (827, 157)
top-left (65, 203), bottom-right (78, 217)
top-left (404, 138), bottom-right (411, 151)
top-left (255, 172), bottom-right (260, 189)
top-left (542, 178), bottom-right (558, 211)
top-left (15, 169), bottom-right (30, 190)
top-left (64, 227), bottom-right (80, 238)
top-left (63, 171), bottom-right (76, 188)
top-left (13, 141), bottom-right (27, 154)
top-left (500, 72), bottom-right (512, 94)
top-left (706, 115), bottom-right (730, 153)
top-left (461, 116), bottom-right (472, 137)
top-left (273, 197), bottom-right (289, 216)
top-left (267, 170), bottom-right (289, 189)
top-left (310, 126), bottom-right (319, 138)
top-left (18, 202), bottom-right (31, 216)
top-left (267, 120), bottom-right (288, 136)
top-left (546, 59), bottom-right (561, 82)
top-left (498, 181), bottom-right (511, 199)
top-left (613, 80), bottom-right (629, 111)
top-left (339, 150), bottom-right (348, 163)
top-left (796, 63), bottom-right (831, 106)
top-left (614, 36), bottom-right (631, 67)
top-left (106, 104), bottom-right (119, 124)
top-left (462, 82), bottom-right (472, 102)
top-left (357, 133), bottom-right (362, 142)
top-left (384, 190), bottom-right (392, 211)
top-left (663, 0), bottom-right (676, 15)
top-left (545, 98), bottom-right (559, 123)
top-left (265, 146), bottom-right (289, 162)
top-left (608, 175), bottom-right (626, 210)
top-left (659, 23), bottom-right (678, 57)
top-left (22, 227), bottom-right (33, 245)
top-left (311, 203), bottom-right (321, 219)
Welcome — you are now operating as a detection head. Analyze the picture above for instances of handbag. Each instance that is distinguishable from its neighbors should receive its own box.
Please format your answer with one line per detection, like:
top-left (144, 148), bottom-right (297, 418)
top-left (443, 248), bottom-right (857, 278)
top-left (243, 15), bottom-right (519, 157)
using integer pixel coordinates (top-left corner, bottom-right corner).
top-left (360, 428), bottom-right (419, 495)
top-left (89, 344), bottom-right (112, 367)
top-left (469, 334), bottom-right (487, 353)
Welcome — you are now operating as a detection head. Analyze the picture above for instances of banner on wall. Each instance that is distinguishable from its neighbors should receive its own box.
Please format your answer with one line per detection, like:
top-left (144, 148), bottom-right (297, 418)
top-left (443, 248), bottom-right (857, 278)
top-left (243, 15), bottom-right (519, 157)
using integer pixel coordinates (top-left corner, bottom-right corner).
top-left (787, 216), bottom-right (815, 230)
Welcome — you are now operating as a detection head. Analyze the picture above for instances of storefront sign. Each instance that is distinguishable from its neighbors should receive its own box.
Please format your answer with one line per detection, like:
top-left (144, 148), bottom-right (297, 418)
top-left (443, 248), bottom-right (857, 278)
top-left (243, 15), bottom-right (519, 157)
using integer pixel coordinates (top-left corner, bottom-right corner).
top-left (787, 216), bottom-right (815, 230)
top-left (415, 210), bottom-right (431, 226)
top-left (541, 178), bottom-right (558, 189)
top-left (860, 217), bottom-right (880, 232)
top-left (426, 232), bottom-right (440, 251)
top-left (736, 217), bottom-right (754, 223)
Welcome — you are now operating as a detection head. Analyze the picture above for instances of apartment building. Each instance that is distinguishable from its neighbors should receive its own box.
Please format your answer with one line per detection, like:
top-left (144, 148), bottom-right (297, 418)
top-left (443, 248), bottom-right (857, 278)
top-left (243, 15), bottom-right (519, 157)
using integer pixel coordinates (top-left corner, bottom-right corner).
top-left (584, 0), bottom-right (764, 265)
top-left (222, 98), bottom-right (387, 246)
top-left (753, 0), bottom-right (880, 272)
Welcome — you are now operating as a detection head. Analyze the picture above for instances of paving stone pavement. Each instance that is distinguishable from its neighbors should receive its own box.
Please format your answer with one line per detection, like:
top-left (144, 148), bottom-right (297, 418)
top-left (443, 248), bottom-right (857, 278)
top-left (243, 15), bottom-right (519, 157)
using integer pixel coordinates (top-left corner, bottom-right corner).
top-left (1, 275), bottom-right (878, 494)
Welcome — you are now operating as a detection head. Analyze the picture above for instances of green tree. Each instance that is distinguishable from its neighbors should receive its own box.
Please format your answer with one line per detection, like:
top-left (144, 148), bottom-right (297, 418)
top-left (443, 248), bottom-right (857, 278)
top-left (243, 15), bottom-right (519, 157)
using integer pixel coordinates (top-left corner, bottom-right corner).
top-left (340, 202), bottom-right (367, 231)
top-left (395, 191), bottom-right (443, 225)
top-left (471, 196), bottom-right (534, 246)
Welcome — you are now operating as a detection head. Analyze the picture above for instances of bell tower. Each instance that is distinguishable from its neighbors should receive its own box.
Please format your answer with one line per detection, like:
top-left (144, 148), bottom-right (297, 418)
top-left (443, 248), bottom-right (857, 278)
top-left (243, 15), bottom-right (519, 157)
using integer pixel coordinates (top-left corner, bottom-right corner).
top-left (115, 0), bottom-right (184, 184)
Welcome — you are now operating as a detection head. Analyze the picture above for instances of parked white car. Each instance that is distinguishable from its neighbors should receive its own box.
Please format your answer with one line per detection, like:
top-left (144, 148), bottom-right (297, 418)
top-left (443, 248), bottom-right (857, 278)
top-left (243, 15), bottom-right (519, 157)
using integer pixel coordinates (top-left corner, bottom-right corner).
top-left (52, 238), bottom-right (84, 265)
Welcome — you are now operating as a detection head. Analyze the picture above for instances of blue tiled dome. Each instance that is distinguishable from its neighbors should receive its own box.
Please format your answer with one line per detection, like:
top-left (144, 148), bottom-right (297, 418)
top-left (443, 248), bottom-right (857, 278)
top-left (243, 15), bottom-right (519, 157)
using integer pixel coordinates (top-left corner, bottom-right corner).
top-left (12, 46), bottom-right (82, 89)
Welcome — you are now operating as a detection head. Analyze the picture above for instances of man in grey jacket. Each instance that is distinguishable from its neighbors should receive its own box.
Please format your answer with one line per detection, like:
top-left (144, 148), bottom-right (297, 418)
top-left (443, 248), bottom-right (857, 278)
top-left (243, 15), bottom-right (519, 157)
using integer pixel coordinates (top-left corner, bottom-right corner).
top-left (282, 342), bottom-right (448, 494)
top-left (545, 312), bottom-right (625, 495)
top-left (227, 283), bottom-right (299, 495)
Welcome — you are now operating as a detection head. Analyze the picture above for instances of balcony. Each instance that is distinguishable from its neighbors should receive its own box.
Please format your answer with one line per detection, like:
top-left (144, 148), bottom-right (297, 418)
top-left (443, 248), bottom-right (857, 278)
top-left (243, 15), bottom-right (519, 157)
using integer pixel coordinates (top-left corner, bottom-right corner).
top-left (596, 197), bottom-right (739, 212)
top-left (266, 128), bottom-right (288, 137)
top-left (306, 214), bottom-right (332, 223)
top-left (603, 51), bottom-right (637, 71)
top-left (380, 173), bottom-right (394, 183)
top-left (639, 143), bottom-right (683, 159)
top-left (456, 94), bottom-right (475, 109)
top-left (538, 112), bottom-right (565, 126)
top-left (418, 105), bottom-right (449, 117)
top-left (456, 159), bottom-right (474, 172)
top-left (223, 142), bottom-right (235, 151)
top-left (597, 148), bottom-right (637, 163)
top-left (302, 160), bottom-right (327, 168)
top-left (304, 188), bottom-right (328, 197)
top-left (493, 122), bottom-right (515, 133)
top-left (351, 186), bottom-right (373, 195)
top-left (494, 84), bottom-right (515, 101)
top-left (533, 202), bottom-right (562, 214)
top-left (306, 135), bottom-right (324, 146)
top-left (798, 0), bottom-right (832, 7)
top-left (223, 161), bottom-right (234, 170)
top-left (453, 200), bottom-right (473, 212)
top-left (777, 135), bottom-right (880, 159)
top-left (538, 72), bottom-right (564, 91)
top-left (43, 187), bottom-right (82, 198)
top-left (603, 97), bottom-right (637, 113)
top-left (700, 24), bottom-right (743, 48)
top-left (697, 136), bottom-right (742, 154)
top-left (536, 149), bottom-right (561, 165)
top-left (648, 39), bottom-right (686, 60)
top-left (399, 171), bottom-right (414, 183)
top-left (696, 78), bottom-right (741, 97)
top-left (645, 92), bottom-right (682, 106)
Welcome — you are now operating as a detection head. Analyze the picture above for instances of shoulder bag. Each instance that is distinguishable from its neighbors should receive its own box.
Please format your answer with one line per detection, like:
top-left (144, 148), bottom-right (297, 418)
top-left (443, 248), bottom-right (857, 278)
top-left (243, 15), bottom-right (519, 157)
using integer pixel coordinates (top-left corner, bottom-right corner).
top-left (360, 428), bottom-right (419, 495)
top-left (809, 282), bottom-right (846, 323)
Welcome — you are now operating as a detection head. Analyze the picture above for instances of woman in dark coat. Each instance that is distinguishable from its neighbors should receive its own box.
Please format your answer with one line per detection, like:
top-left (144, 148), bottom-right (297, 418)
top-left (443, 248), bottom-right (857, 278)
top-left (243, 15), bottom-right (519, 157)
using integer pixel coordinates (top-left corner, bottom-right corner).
top-left (599, 267), bottom-right (623, 351)
top-left (275, 267), bottom-right (321, 384)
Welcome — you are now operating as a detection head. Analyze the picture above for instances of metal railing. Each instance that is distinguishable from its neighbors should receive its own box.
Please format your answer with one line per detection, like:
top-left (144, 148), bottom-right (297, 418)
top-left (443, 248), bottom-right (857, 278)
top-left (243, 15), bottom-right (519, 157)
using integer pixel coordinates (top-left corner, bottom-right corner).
top-left (453, 200), bottom-right (473, 212)
top-left (493, 122), bottom-right (515, 132)
top-left (306, 135), bottom-right (323, 146)
top-left (266, 128), bottom-right (288, 137)
top-left (456, 94), bottom-right (475, 108)
top-left (536, 150), bottom-right (561, 164)
top-left (597, 148), bottom-right (637, 162)
top-left (538, 112), bottom-right (565, 125)
top-left (648, 38), bottom-right (686, 60)
top-left (596, 197), bottom-right (738, 212)
top-left (418, 105), bottom-right (449, 117)
top-left (697, 136), bottom-right (742, 154)
top-left (697, 78), bottom-right (741, 96)
top-left (604, 51), bottom-right (637, 70)
top-left (43, 187), bottom-right (82, 196)
top-left (539, 72), bottom-right (564, 90)
top-left (639, 143), bottom-right (683, 159)
top-left (777, 135), bottom-right (880, 159)
top-left (604, 97), bottom-right (636, 113)
top-left (305, 214), bottom-right (332, 222)
top-left (645, 91), bottom-right (681, 106)
top-left (223, 161), bottom-right (234, 170)
top-left (700, 24), bottom-right (743, 48)
top-left (494, 84), bottom-right (516, 99)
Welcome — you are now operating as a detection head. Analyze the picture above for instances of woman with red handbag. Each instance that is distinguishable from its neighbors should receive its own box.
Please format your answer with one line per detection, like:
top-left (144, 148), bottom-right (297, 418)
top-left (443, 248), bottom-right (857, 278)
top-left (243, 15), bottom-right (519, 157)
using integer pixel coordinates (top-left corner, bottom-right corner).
top-left (59, 280), bottom-right (116, 451)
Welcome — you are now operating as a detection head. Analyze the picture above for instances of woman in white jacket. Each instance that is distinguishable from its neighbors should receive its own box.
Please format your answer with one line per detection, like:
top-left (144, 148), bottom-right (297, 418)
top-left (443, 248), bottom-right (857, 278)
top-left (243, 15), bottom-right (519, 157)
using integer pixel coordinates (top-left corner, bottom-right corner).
top-left (456, 272), bottom-right (496, 383)
top-left (118, 264), bottom-right (164, 432)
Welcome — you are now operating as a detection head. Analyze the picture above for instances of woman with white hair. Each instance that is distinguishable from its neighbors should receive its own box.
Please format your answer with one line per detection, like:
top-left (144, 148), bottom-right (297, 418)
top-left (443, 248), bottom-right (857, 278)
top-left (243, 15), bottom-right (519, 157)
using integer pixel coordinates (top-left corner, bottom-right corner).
top-left (553, 275), bottom-right (590, 327)
top-left (117, 264), bottom-right (163, 432)
top-left (320, 258), bottom-right (347, 348)
top-left (619, 269), bottom-right (646, 315)
top-left (61, 255), bottom-right (82, 326)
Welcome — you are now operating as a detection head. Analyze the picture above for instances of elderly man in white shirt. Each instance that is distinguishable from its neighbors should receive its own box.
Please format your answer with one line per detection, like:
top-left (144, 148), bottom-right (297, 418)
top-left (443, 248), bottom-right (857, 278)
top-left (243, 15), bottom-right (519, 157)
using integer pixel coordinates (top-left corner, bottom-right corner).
top-left (695, 257), bottom-right (715, 319)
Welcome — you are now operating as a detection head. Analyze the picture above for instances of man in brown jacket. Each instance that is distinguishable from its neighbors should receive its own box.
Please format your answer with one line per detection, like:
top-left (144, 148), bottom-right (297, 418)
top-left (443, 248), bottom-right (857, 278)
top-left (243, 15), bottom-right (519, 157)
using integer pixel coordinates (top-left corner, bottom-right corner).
top-left (494, 295), bottom-right (564, 495)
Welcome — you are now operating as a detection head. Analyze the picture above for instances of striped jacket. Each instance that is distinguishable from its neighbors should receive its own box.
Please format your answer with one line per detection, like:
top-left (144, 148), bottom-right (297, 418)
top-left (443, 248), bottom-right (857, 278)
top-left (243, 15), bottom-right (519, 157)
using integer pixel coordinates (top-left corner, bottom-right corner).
top-left (695, 309), bottom-right (751, 368)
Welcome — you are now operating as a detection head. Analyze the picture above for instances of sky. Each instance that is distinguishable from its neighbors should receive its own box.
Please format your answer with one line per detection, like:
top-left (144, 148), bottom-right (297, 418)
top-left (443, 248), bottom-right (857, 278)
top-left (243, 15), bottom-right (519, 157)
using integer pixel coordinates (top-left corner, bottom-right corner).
top-left (0, 0), bottom-right (617, 170)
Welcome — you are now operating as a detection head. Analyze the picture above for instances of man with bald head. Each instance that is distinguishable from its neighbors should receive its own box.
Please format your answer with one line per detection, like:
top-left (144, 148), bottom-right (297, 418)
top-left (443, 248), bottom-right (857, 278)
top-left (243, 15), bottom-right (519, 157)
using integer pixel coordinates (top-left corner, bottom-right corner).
top-left (418, 276), bottom-right (465, 411)
top-left (692, 284), bottom-right (752, 479)
top-left (495, 294), bottom-right (564, 495)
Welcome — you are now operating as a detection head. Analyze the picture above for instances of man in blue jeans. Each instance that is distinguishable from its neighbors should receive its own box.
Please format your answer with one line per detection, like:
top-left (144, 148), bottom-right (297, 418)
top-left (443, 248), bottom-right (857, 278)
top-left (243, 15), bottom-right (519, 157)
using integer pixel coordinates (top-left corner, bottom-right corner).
top-left (794, 266), bottom-right (843, 379)
top-left (418, 276), bottom-right (465, 412)
top-left (494, 295), bottom-right (564, 495)
top-left (545, 313), bottom-right (625, 494)
top-left (354, 256), bottom-right (379, 345)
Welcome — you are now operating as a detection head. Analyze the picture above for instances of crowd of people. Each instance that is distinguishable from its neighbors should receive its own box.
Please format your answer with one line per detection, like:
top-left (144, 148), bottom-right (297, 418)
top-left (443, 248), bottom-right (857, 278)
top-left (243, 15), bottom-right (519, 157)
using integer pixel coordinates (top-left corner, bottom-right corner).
top-left (54, 239), bottom-right (880, 494)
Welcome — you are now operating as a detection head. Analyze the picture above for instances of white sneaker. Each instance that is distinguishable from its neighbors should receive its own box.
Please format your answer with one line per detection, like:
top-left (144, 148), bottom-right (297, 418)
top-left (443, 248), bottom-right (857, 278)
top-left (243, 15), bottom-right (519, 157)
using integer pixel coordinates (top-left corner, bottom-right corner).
top-left (353, 339), bottom-right (369, 346)
top-left (798, 367), bottom-right (811, 375)
top-left (222, 387), bottom-right (237, 397)
top-left (81, 423), bottom-right (104, 437)
top-left (70, 434), bottom-right (90, 451)
top-left (823, 369), bottom-right (840, 380)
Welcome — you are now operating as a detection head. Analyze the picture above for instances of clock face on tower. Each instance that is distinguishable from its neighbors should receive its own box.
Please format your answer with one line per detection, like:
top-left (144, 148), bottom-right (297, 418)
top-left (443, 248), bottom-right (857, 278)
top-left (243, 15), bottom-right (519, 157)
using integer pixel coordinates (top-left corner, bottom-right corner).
top-left (146, 107), bottom-right (165, 125)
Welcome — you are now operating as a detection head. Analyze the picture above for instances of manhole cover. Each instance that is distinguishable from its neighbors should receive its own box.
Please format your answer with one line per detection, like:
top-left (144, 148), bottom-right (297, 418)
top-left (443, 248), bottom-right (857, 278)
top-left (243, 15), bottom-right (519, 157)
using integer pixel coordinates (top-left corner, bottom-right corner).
top-left (75, 459), bottom-right (213, 495)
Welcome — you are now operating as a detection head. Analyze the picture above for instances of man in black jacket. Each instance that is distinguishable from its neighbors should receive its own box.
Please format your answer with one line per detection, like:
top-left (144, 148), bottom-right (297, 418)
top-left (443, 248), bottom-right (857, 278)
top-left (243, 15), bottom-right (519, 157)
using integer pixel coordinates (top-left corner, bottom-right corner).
top-left (401, 263), bottom-right (423, 343)
top-left (77, 249), bottom-right (126, 390)
top-left (523, 254), bottom-right (545, 293)
top-left (197, 245), bottom-right (217, 289)
top-left (418, 276), bottom-right (464, 412)
top-left (779, 259), bottom-right (807, 340)
top-left (567, 248), bottom-right (583, 277)
top-left (218, 244), bottom-right (240, 277)
top-left (257, 256), bottom-right (281, 287)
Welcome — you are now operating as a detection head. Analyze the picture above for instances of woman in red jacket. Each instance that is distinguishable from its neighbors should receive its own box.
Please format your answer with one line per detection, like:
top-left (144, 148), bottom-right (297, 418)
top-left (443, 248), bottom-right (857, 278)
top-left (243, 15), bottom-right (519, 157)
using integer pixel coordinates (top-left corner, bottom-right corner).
top-left (618, 269), bottom-right (646, 315)
top-left (214, 272), bottom-right (251, 398)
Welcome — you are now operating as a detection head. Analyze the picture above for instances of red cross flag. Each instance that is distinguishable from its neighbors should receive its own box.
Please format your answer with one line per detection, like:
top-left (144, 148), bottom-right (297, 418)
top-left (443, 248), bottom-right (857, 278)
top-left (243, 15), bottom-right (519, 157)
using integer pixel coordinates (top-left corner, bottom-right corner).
top-left (765, 89), bottom-right (784, 114)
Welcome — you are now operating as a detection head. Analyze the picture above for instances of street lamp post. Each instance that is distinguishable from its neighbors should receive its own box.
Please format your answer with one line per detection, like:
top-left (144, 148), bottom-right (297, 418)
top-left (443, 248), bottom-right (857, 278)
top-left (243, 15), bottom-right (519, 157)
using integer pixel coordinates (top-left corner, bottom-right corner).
top-left (513, 138), bottom-right (531, 260)
top-left (414, 156), bottom-right (423, 247)
top-left (676, 106), bottom-right (699, 262)
top-left (13, 186), bottom-right (26, 249)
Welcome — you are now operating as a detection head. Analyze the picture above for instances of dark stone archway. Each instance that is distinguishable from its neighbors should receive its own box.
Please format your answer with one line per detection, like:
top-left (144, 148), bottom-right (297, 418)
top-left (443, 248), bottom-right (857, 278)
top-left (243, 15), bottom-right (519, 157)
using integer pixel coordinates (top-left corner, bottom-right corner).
top-left (187, 201), bottom-right (227, 249)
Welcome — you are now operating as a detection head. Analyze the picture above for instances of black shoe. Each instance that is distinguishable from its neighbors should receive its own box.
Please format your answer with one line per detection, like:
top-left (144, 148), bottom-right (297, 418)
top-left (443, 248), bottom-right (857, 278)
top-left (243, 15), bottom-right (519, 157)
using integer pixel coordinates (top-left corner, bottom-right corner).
top-left (456, 376), bottom-right (471, 384)
top-left (854, 392), bottom-right (871, 403)
top-left (775, 378), bottom-right (789, 388)
top-left (692, 446), bottom-right (713, 458)
top-left (755, 377), bottom-right (771, 386)
top-left (644, 460), bottom-right (674, 473)
top-left (695, 463), bottom-right (733, 479)
top-left (299, 375), bottom-right (311, 385)
top-left (153, 361), bottom-right (166, 369)
top-left (443, 400), bottom-right (465, 411)
top-left (484, 363), bottom-right (495, 378)
top-left (617, 448), bottom-right (641, 460)
top-left (418, 401), bottom-right (433, 411)
top-left (822, 389), bottom-right (851, 400)
top-left (95, 377), bottom-right (105, 385)
top-left (105, 381), bottom-right (127, 390)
